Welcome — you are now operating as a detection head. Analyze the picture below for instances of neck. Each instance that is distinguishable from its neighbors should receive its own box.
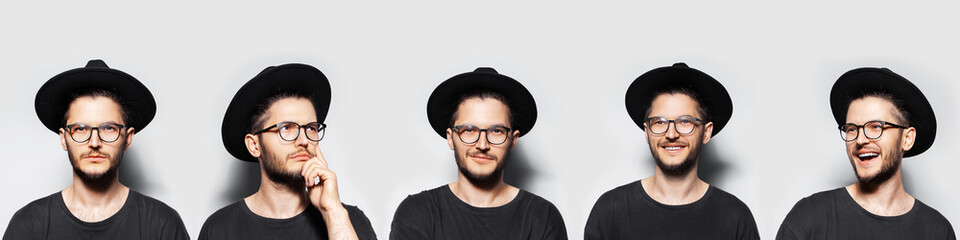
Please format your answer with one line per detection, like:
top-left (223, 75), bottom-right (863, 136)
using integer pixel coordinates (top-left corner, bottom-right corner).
top-left (62, 174), bottom-right (128, 222)
top-left (449, 174), bottom-right (518, 208)
top-left (846, 169), bottom-right (914, 216)
top-left (642, 163), bottom-right (708, 205)
top-left (245, 173), bottom-right (308, 219)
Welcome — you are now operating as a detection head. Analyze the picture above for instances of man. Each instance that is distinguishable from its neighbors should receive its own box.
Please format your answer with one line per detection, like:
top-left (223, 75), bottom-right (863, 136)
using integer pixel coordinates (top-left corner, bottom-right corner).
top-left (776, 67), bottom-right (955, 239)
top-left (199, 63), bottom-right (376, 240)
top-left (585, 63), bottom-right (759, 239)
top-left (3, 60), bottom-right (189, 239)
top-left (390, 67), bottom-right (567, 239)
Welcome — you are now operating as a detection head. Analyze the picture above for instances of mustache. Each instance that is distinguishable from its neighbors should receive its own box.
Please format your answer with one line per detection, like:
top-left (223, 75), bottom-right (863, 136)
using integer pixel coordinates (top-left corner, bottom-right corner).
top-left (81, 151), bottom-right (111, 159)
top-left (287, 149), bottom-right (314, 159)
top-left (466, 150), bottom-right (497, 161)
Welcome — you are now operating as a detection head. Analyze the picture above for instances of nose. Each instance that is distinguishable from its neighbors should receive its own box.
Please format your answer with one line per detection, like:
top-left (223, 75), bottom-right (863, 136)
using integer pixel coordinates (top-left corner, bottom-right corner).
top-left (294, 127), bottom-right (311, 147)
top-left (475, 131), bottom-right (491, 151)
top-left (88, 129), bottom-right (103, 148)
top-left (664, 122), bottom-right (681, 140)
top-left (854, 127), bottom-right (871, 145)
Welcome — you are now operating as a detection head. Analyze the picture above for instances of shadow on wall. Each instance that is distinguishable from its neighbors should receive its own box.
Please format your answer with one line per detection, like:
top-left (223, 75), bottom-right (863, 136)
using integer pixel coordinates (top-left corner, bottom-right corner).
top-left (222, 159), bottom-right (261, 202)
top-left (119, 148), bottom-right (151, 193)
top-left (503, 147), bottom-right (534, 190)
top-left (696, 143), bottom-right (730, 187)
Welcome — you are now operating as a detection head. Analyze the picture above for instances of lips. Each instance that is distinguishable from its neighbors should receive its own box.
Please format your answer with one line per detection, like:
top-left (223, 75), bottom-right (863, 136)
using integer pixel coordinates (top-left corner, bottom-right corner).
top-left (468, 154), bottom-right (496, 164)
top-left (854, 150), bottom-right (879, 167)
top-left (290, 153), bottom-right (311, 161)
top-left (659, 143), bottom-right (687, 154)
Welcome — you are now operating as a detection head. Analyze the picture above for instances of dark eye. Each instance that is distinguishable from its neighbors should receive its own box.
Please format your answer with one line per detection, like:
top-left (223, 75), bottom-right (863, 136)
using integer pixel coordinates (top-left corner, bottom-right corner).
top-left (101, 125), bottom-right (117, 131)
top-left (490, 127), bottom-right (506, 134)
top-left (73, 125), bottom-right (89, 132)
top-left (679, 119), bottom-right (693, 125)
top-left (842, 125), bottom-right (857, 132)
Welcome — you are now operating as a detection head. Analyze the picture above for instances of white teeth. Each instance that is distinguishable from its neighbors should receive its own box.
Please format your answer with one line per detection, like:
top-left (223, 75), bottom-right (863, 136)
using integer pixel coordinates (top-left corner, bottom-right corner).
top-left (858, 153), bottom-right (878, 158)
top-left (664, 147), bottom-right (682, 150)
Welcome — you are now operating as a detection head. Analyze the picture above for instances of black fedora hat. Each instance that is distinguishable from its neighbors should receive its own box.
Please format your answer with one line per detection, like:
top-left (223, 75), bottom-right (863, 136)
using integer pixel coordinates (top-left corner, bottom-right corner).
top-left (35, 59), bottom-right (157, 133)
top-left (830, 67), bottom-right (936, 158)
top-left (221, 63), bottom-right (331, 162)
top-left (426, 67), bottom-right (537, 138)
top-left (625, 62), bottom-right (733, 136)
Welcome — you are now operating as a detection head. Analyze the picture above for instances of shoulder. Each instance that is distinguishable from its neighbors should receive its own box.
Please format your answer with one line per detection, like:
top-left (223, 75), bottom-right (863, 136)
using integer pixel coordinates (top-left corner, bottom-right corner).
top-left (778, 188), bottom-right (844, 236)
top-left (394, 186), bottom-right (447, 214)
top-left (519, 189), bottom-right (558, 208)
top-left (788, 188), bottom-right (844, 214)
top-left (10, 193), bottom-right (59, 220)
top-left (591, 180), bottom-right (641, 211)
top-left (200, 200), bottom-right (246, 232)
top-left (706, 186), bottom-right (753, 213)
top-left (129, 191), bottom-right (184, 220)
top-left (5, 193), bottom-right (59, 230)
top-left (516, 189), bottom-right (564, 222)
top-left (913, 200), bottom-right (955, 230)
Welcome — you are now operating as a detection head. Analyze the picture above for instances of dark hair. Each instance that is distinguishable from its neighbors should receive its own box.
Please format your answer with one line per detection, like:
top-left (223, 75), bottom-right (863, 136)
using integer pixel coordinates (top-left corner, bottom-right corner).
top-left (644, 88), bottom-right (710, 122)
top-left (248, 92), bottom-right (312, 133)
top-left (448, 89), bottom-right (516, 128)
top-left (61, 88), bottom-right (130, 127)
top-left (854, 92), bottom-right (911, 127)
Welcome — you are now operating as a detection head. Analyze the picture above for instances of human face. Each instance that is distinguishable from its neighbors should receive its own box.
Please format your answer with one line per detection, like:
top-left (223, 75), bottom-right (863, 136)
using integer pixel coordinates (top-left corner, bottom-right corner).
top-left (844, 97), bottom-right (915, 185)
top-left (245, 98), bottom-right (319, 185)
top-left (644, 93), bottom-right (713, 176)
top-left (59, 97), bottom-right (133, 184)
top-left (446, 97), bottom-right (519, 187)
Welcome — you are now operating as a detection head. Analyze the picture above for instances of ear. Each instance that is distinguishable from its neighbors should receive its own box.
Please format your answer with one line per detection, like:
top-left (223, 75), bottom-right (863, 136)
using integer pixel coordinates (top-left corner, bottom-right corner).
top-left (509, 129), bottom-right (520, 151)
top-left (901, 127), bottom-right (917, 151)
top-left (642, 123), bottom-right (650, 144)
top-left (123, 127), bottom-right (135, 150)
top-left (245, 133), bottom-right (262, 158)
top-left (446, 128), bottom-right (455, 150)
top-left (59, 128), bottom-right (69, 151)
top-left (701, 122), bottom-right (714, 144)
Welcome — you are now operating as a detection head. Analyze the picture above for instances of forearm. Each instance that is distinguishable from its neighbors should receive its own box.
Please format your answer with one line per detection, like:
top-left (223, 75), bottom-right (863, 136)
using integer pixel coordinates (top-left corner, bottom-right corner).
top-left (322, 204), bottom-right (359, 240)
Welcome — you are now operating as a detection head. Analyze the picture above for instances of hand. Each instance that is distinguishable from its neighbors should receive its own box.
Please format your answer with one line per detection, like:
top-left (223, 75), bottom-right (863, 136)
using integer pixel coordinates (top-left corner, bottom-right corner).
top-left (301, 143), bottom-right (345, 214)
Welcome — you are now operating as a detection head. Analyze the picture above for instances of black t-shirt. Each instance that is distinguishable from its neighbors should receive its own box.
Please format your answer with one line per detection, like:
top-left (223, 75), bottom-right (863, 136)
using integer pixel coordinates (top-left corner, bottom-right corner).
top-left (584, 180), bottom-right (759, 240)
top-left (777, 187), bottom-right (956, 240)
top-left (3, 190), bottom-right (189, 240)
top-left (198, 200), bottom-right (377, 240)
top-left (390, 185), bottom-right (567, 240)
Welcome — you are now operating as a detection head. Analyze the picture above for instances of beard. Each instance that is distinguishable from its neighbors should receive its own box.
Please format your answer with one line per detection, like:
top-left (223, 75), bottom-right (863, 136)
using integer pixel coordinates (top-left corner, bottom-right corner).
top-left (260, 144), bottom-right (309, 187)
top-left (648, 135), bottom-right (702, 177)
top-left (68, 149), bottom-right (122, 188)
top-left (853, 147), bottom-right (903, 186)
top-left (454, 144), bottom-right (510, 189)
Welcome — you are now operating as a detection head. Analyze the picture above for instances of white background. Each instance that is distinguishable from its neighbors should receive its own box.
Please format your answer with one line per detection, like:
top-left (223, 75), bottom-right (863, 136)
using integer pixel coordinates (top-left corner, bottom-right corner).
top-left (1, 1), bottom-right (958, 239)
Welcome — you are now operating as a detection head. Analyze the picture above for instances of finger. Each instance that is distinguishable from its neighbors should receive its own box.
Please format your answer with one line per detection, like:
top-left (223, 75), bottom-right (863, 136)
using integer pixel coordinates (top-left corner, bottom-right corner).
top-left (304, 166), bottom-right (322, 187)
top-left (300, 159), bottom-right (321, 176)
top-left (315, 143), bottom-right (328, 168)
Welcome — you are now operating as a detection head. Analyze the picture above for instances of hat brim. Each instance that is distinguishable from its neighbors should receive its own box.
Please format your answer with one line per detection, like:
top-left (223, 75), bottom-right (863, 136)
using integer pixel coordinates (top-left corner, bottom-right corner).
top-left (35, 64), bottom-right (156, 133)
top-left (830, 68), bottom-right (936, 157)
top-left (625, 64), bottom-right (733, 137)
top-left (221, 64), bottom-right (331, 162)
top-left (426, 69), bottom-right (537, 138)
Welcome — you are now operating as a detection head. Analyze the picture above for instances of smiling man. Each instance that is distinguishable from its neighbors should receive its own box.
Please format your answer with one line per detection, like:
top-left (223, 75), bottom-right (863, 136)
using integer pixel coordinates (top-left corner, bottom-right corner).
top-left (389, 67), bottom-right (567, 240)
top-left (776, 67), bottom-right (955, 239)
top-left (585, 63), bottom-right (759, 240)
top-left (3, 60), bottom-right (189, 240)
top-left (199, 63), bottom-right (376, 240)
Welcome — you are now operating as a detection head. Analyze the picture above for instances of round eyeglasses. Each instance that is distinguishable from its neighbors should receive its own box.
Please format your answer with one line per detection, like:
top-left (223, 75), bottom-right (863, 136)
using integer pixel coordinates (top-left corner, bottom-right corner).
top-left (839, 120), bottom-right (907, 142)
top-left (644, 116), bottom-right (704, 135)
top-left (450, 125), bottom-right (512, 145)
top-left (64, 123), bottom-right (127, 143)
top-left (254, 121), bottom-right (326, 142)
